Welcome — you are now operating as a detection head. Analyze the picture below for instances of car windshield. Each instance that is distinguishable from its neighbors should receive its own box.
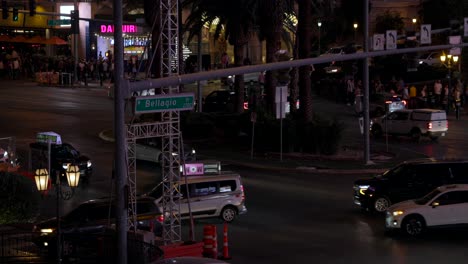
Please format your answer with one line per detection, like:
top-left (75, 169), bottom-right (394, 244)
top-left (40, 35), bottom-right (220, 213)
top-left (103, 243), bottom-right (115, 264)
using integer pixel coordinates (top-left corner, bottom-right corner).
top-left (329, 48), bottom-right (342, 54)
top-left (377, 164), bottom-right (407, 179)
top-left (414, 189), bottom-right (441, 205)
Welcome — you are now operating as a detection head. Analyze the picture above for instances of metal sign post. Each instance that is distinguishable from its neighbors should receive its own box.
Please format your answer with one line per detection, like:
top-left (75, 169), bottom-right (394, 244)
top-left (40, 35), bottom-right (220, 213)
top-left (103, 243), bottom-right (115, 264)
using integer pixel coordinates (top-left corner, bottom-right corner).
top-left (275, 86), bottom-right (287, 162)
top-left (250, 112), bottom-right (256, 160)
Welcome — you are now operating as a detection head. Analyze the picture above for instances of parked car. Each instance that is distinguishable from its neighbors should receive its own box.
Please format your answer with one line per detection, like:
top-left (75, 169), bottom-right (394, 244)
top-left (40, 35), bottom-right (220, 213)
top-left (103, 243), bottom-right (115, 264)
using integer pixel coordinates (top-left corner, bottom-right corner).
top-left (144, 170), bottom-right (247, 222)
top-left (370, 109), bottom-right (448, 141)
top-left (416, 51), bottom-right (443, 68)
top-left (135, 138), bottom-right (196, 164)
top-left (203, 90), bottom-right (248, 112)
top-left (353, 159), bottom-right (468, 213)
top-left (320, 46), bottom-right (345, 57)
top-left (225, 72), bottom-right (262, 86)
top-left (33, 196), bottom-right (164, 248)
top-left (385, 184), bottom-right (468, 236)
top-left (29, 132), bottom-right (92, 181)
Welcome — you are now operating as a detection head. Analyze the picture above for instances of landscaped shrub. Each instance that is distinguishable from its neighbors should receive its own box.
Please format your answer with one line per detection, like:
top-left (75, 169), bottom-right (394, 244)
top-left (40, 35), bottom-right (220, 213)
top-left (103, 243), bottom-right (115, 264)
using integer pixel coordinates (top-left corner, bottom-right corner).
top-left (239, 109), bottom-right (344, 155)
top-left (0, 171), bottom-right (41, 224)
top-left (180, 112), bottom-right (216, 139)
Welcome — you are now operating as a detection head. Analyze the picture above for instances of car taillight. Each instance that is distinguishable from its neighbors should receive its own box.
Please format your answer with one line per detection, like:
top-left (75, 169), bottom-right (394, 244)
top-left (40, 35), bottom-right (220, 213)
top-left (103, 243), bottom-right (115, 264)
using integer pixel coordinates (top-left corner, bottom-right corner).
top-left (402, 100), bottom-right (407, 106)
top-left (427, 122), bottom-right (432, 129)
top-left (446, 121), bottom-right (449, 128)
top-left (237, 185), bottom-right (245, 201)
top-left (243, 102), bottom-right (249, 110)
top-left (157, 215), bottom-right (164, 223)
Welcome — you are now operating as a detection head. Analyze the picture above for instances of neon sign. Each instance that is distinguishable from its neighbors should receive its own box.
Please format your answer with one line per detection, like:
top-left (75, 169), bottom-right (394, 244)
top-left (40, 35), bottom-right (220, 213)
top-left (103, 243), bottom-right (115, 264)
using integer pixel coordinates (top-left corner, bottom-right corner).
top-left (100, 25), bottom-right (138, 33)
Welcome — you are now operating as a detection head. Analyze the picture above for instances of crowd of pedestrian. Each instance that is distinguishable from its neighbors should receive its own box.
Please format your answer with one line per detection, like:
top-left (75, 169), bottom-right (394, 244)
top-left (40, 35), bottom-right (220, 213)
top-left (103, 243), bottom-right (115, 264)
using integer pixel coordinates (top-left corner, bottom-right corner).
top-left (0, 48), bottom-right (122, 86)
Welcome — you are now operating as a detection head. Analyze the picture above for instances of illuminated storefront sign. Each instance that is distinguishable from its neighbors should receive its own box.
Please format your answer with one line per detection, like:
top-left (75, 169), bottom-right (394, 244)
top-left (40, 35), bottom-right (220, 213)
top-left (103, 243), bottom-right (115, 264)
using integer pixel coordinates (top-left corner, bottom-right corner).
top-left (100, 24), bottom-right (138, 33)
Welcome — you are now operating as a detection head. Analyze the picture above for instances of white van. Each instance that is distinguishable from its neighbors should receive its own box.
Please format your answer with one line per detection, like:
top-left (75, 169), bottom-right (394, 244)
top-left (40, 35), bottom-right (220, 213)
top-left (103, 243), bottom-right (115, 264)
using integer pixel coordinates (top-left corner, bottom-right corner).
top-left (144, 165), bottom-right (247, 223)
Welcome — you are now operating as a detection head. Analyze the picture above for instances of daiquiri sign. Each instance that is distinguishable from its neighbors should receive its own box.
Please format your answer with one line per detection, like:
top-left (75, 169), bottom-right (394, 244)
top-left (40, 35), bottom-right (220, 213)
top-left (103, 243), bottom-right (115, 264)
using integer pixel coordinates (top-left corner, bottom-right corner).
top-left (100, 24), bottom-right (138, 33)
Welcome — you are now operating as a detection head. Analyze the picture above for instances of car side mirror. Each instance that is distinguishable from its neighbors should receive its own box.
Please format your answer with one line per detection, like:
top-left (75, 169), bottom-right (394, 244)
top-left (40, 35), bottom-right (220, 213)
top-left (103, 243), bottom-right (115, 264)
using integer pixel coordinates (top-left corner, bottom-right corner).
top-left (431, 201), bottom-right (440, 208)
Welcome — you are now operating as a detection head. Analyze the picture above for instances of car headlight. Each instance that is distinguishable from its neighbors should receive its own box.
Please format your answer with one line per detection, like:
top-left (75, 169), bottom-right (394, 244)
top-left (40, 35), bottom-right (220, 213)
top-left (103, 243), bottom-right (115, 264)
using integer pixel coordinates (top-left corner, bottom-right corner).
top-left (392, 210), bottom-right (404, 216)
top-left (358, 185), bottom-right (370, 195)
top-left (87, 160), bottom-right (92, 168)
top-left (40, 228), bottom-right (54, 234)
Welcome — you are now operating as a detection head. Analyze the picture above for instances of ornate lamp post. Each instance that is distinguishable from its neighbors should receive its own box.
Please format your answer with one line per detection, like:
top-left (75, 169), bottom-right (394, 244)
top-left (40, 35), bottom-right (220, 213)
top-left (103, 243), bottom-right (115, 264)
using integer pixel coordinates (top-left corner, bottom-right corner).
top-left (317, 21), bottom-right (322, 55)
top-left (353, 23), bottom-right (358, 43)
top-left (440, 53), bottom-right (459, 113)
top-left (35, 163), bottom-right (80, 264)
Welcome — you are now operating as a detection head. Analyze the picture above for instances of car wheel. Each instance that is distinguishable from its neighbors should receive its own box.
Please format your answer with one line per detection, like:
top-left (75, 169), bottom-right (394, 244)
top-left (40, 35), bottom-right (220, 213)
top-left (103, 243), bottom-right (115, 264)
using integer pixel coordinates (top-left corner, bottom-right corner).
top-left (373, 196), bottom-right (391, 213)
top-left (402, 215), bottom-right (426, 237)
top-left (371, 124), bottom-right (383, 138)
top-left (220, 206), bottom-right (237, 223)
top-left (411, 128), bottom-right (421, 142)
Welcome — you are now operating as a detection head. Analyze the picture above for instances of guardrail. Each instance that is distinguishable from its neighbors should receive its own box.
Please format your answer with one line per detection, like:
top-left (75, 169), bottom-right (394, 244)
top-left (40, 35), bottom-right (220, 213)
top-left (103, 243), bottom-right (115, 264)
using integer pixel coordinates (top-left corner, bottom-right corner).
top-left (0, 230), bottom-right (162, 264)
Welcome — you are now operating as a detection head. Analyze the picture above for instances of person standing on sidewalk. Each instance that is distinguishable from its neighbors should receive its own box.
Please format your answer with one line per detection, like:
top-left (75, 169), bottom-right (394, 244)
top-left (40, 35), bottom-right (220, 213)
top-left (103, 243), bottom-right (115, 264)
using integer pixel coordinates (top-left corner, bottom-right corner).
top-left (346, 78), bottom-right (355, 106)
top-left (433, 80), bottom-right (442, 108)
top-left (454, 86), bottom-right (462, 120)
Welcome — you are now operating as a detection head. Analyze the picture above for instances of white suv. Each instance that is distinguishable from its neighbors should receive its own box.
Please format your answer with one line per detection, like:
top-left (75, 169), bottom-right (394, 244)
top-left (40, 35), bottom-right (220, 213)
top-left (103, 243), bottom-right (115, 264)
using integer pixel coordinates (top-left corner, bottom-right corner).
top-left (370, 109), bottom-right (448, 141)
top-left (385, 184), bottom-right (468, 236)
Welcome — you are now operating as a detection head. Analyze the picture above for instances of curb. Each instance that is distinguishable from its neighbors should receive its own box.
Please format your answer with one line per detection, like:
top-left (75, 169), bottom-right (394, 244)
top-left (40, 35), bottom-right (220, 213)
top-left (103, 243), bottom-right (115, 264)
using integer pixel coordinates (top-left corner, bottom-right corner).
top-left (97, 130), bottom-right (390, 174)
top-left (99, 130), bottom-right (115, 142)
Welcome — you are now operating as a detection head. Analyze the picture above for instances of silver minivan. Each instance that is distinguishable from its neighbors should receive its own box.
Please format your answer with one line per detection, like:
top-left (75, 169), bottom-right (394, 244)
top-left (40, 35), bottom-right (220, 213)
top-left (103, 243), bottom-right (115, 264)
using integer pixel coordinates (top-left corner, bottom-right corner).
top-left (145, 172), bottom-right (247, 222)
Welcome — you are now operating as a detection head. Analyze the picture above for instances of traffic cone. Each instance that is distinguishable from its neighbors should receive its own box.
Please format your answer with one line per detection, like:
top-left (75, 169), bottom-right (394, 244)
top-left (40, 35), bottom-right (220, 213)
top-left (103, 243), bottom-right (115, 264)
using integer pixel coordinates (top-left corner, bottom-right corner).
top-left (203, 225), bottom-right (217, 259)
top-left (220, 222), bottom-right (231, 260)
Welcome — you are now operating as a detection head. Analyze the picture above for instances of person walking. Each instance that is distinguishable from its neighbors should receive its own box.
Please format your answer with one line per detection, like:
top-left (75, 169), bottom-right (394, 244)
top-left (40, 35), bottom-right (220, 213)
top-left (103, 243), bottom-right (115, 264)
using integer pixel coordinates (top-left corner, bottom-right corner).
top-left (409, 85), bottom-right (417, 109)
top-left (346, 78), bottom-right (355, 106)
top-left (419, 85), bottom-right (428, 108)
top-left (433, 80), bottom-right (442, 108)
top-left (441, 84), bottom-right (450, 113)
top-left (454, 86), bottom-right (462, 120)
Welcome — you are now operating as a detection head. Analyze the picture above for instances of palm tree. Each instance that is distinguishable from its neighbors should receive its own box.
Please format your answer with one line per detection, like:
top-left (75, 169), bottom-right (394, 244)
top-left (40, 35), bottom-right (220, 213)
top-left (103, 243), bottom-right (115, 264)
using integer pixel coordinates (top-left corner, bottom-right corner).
top-left (256, 0), bottom-right (295, 115)
top-left (183, 0), bottom-right (258, 113)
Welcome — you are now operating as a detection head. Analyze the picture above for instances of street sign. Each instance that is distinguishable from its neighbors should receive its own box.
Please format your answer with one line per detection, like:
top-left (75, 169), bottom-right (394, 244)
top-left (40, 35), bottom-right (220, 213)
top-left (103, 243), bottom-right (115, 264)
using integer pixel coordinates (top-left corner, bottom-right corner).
top-left (373, 34), bottom-right (385, 51)
top-left (464, 17), bottom-right (468, 37)
top-left (386, 30), bottom-right (397, 50)
top-left (420, 24), bottom-right (432, 44)
top-left (47, 19), bottom-right (71, 26)
top-left (134, 93), bottom-right (194, 114)
top-left (449, 36), bottom-right (461, 55)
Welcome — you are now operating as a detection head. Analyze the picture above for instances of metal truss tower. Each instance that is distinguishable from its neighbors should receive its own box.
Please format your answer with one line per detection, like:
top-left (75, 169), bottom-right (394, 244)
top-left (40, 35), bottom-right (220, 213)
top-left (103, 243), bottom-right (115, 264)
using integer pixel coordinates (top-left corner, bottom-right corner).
top-left (159, 0), bottom-right (182, 244)
top-left (125, 0), bottom-right (181, 244)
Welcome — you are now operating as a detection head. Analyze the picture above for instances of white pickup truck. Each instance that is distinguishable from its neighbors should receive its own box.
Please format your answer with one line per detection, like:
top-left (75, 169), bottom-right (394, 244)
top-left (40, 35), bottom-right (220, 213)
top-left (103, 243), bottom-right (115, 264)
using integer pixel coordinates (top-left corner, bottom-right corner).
top-left (370, 109), bottom-right (448, 142)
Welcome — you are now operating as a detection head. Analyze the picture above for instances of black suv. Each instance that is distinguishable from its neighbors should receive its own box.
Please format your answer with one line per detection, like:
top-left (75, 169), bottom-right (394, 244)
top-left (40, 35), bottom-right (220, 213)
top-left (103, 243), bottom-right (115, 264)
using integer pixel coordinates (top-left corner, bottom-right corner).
top-left (33, 196), bottom-right (164, 248)
top-left (353, 159), bottom-right (468, 213)
top-left (30, 142), bottom-right (92, 181)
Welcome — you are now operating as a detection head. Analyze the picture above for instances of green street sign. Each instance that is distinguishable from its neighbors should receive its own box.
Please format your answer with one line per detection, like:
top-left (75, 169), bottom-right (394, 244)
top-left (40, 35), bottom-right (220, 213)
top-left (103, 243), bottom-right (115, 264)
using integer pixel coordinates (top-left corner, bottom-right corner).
top-left (134, 93), bottom-right (195, 114)
top-left (47, 19), bottom-right (71, 26)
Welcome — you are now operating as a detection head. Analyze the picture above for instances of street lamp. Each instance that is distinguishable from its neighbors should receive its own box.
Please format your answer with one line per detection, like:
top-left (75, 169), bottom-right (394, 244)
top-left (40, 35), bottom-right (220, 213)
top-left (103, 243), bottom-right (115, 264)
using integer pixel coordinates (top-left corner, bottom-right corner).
top-left (353, 23), bottom-right (358, 43)
top-left (317, 21), bottom-right (322, 55)
top-left (412, 18), bottom-right (417, 32)
top-left (35, 163), bottom-right (80, 264)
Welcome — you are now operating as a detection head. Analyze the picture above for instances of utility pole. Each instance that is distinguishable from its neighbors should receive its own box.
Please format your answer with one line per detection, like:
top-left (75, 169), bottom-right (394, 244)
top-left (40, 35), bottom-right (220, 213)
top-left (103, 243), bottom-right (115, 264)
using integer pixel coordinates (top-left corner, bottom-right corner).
top-left (113, 0), bottom-right (127, 263)
top-left (73, 0), bottom-right (78, 84)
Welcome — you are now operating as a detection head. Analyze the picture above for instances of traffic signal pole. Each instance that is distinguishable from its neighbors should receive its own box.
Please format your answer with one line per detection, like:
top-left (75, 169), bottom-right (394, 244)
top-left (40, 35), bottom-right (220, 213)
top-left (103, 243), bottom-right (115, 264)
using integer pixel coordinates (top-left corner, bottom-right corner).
top-left (113, 0), bottom-right (127, 263)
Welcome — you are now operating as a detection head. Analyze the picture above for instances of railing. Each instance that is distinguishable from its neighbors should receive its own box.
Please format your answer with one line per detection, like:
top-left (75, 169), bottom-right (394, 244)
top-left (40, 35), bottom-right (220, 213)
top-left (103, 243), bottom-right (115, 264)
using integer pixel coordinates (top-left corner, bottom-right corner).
top-left (0, 230), bottom-right (163, 264)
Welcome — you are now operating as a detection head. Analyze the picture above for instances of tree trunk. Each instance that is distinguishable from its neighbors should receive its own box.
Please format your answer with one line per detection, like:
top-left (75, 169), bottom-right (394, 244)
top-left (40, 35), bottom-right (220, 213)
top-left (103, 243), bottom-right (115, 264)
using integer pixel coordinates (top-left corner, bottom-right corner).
top-left (264, 0), bottom-right (284, 115)
top-left (233, 44), bottom-right (246, 113)
top-left (297, 0), bottom-right (314, 123)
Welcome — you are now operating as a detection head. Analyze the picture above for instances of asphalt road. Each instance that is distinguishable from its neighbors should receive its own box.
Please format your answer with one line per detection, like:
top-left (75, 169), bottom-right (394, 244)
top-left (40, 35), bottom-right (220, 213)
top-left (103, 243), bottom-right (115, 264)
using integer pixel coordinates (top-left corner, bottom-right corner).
top-left (2, 79), bottom-right (468, 263)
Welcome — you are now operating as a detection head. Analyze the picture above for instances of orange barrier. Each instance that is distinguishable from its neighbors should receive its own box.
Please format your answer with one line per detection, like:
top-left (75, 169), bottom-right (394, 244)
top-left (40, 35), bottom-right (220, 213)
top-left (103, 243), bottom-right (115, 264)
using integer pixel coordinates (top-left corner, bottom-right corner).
top-left (220, 222), bottom-right (231, 260)
top-left (203, 225), bottom-right (217, 259)
top-left (160, 242), bottom-right (204, 259)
